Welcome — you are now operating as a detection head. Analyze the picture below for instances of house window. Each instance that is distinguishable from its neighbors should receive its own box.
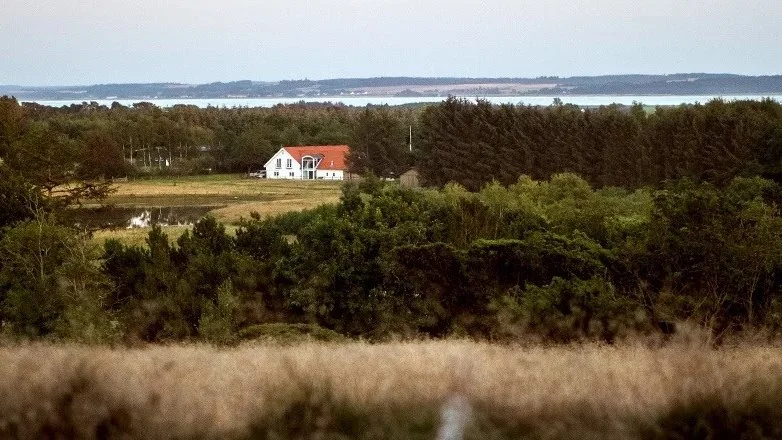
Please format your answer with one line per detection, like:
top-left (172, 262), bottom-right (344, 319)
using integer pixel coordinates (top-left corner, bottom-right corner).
top-left (273, 171), bottom-right (279, 177)
top-left (289, 172), bottom-right (294, 177)
top-left (276, 158), bottom-right (282, 168)
top-left (286, 158), bottom-right (292, 168)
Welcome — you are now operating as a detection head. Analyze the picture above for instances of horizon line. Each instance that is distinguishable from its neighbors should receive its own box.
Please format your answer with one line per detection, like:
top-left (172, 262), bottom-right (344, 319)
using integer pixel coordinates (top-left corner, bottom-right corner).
top-left (4, 72), bottom-right (782, 89)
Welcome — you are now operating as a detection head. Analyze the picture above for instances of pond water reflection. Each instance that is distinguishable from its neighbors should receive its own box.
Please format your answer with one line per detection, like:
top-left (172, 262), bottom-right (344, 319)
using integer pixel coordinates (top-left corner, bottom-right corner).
top-left (67, 205), bottom-right (218, 229)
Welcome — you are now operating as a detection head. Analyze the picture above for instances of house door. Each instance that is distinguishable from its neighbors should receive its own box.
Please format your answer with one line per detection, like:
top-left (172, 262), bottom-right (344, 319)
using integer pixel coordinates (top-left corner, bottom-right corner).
top-left (302, 156), bottom-right (316, 180)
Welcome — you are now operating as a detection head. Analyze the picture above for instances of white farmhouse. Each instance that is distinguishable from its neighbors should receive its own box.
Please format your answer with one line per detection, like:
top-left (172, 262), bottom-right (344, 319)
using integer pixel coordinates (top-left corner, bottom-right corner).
top-left (263, 145), bottom-right (351, 180)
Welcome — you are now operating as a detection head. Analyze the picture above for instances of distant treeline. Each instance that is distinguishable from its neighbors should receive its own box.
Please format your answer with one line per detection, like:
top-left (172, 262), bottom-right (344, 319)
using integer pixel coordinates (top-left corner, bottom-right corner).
top-left (418, 97), bottom-right (782, 189)
top-left (0, 96), bottom-right (403, 180)
top-left (3, 96), bottom-right (782, 192)
top-left (4, 73), bottom-right (782, 99)
top-left (559, 75), bottom-right (782, 95)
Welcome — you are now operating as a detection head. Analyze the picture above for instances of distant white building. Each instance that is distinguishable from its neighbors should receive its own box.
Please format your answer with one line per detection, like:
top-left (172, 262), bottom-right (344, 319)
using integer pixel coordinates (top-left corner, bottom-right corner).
top-left (263, 145), bottom-right (351, 180)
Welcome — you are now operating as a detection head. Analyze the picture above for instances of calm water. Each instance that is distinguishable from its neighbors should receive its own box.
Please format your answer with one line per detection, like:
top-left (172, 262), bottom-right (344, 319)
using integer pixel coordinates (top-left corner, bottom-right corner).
top-left (66, 205), bottom-right (217, 229)
top-left (27, 95), bottom-right (782, 108)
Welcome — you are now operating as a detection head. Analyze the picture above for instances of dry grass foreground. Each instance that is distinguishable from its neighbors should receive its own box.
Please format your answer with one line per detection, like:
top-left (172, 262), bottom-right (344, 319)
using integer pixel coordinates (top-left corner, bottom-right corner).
top-left (2, 341), bottom-right (782, 439)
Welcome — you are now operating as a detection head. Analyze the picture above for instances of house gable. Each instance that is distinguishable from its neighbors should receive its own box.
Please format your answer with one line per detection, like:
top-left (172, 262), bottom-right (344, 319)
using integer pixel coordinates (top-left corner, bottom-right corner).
top-left (263, 148), bottom-right (299, 169)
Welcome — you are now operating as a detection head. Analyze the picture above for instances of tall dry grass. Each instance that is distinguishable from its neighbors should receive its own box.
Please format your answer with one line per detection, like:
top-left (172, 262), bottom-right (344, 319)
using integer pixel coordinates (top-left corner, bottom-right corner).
top-left (1, 340), bottom-right (781, 439)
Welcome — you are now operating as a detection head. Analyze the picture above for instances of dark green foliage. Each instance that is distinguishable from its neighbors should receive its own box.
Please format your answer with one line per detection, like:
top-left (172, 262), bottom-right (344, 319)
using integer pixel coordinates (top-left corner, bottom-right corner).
top-left (2, 156), bottom-right (781, 342)
top-left (5, 96), bottom-right (367, 177)
top-left (0, 219), bottom-right (74, 336)
top-left (9, 95), bottom-right (782, 189)
top-left (0, 96), bottom-right (26, 158)
top-left (77, 127), bottom-right (128, 179)
top-left (385, 242), bottom-right (468, 335)
top-left (494, 276), bottom-right (636, 342)
top-left (89, 174), bottom-right (782, 342)
top-left (0, 216), bottom-right (114, 340)
top-left (236, 323), bottom-right (347, 343)
top-left (0, 164), bottom-right (47, 230)
top-left (417, 97), bottom-right (782, 190)
top-left (347, 107), bottom-right (414, 177)
top-left (103, 219), bottom-right (257, 342)
top-left (102, 238), bottom-right (146, 310)
top-left (627, 178), bottom-right (782, 336)
top-left (465, 239), bottom-right (528, 294)
top-left (0, 97), bottom-right (113, 206)
top-left (198, 280), bottom-right (240, 344)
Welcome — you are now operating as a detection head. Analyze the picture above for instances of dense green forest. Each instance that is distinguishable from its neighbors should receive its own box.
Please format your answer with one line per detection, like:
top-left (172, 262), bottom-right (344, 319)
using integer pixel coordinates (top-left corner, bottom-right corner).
top-left (0, 175), bottom-right (781, 343)
top-left (3, 95), bottom-right (782, 187)
top-left (2, 96), bottom-right (782, 343)
top-left (418, 97), bottom-right (782, 189)
top-left (0, 97), bottom-right (388, 178)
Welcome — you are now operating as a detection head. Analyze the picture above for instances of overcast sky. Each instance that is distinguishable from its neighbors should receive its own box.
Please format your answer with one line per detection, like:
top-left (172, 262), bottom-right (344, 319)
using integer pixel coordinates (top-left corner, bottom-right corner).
top-left (2, 0), bottom-right (781, 86)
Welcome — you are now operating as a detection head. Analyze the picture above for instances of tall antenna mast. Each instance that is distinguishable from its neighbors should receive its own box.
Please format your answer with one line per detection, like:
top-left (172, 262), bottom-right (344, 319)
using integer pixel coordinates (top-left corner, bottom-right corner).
top-left (409, 125), bottom-right (412, 152)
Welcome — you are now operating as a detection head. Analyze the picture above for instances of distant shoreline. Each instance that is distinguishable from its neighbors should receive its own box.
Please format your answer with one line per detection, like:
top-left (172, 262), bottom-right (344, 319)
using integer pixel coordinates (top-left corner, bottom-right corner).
top-left (3, 73), bottom-right (782, 102)
top-left (20, 94), bottom-right (782, 109)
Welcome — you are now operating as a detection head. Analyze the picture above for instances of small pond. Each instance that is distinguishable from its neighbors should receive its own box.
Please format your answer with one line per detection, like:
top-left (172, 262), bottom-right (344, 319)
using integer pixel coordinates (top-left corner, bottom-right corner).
top-left (66, 205), bottom-right (220, 229)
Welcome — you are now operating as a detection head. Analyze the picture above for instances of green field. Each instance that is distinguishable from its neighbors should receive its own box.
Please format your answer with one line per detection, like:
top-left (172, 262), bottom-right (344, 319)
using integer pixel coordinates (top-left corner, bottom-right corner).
top-left (89, 174), bottom-right (343, 244)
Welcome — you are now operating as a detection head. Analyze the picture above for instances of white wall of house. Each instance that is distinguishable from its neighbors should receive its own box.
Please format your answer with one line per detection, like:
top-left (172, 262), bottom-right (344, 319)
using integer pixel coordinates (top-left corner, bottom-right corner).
top-left (264, 149), bottom-right (301, 179)
top-left (316, 170), bottom-right (344, 180)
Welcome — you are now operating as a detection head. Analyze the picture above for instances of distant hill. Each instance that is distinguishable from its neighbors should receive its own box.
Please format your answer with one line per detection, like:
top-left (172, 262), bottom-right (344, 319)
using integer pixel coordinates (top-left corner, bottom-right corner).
top-left (2, 74), bottom-right (782, 100)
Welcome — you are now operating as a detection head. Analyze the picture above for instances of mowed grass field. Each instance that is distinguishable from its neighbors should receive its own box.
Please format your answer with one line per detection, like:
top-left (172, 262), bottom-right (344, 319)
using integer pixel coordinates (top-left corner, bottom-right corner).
top-left (3, 340), bottom-right (782, 439)
top-left (90, 174), bottom-right (342, 245)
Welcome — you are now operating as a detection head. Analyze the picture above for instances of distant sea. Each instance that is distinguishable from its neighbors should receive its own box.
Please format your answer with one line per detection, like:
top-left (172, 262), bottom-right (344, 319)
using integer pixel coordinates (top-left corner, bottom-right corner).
top-left (25, 95), bottom-right (782, 108)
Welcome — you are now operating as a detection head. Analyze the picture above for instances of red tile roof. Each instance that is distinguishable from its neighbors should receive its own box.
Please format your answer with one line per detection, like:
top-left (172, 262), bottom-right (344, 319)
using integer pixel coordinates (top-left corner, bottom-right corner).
top-left (283, 145), bottom-right (349, 170)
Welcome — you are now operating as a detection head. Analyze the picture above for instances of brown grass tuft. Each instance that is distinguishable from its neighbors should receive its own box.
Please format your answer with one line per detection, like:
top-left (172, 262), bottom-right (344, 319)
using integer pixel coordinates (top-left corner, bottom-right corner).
top-left (1, 341), bottom-right (781, 438)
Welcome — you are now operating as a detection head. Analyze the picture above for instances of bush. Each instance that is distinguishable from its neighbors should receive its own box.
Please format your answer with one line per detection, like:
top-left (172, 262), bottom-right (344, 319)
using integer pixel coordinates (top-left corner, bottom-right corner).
top-left (491, 277), bottom-right (638, 343)
top-left (198, 280), bottom-right (239, 345)
top-left (0, 216), bottom-right (116, 341)
top-left (236, 323), bottom-right (347, 344)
